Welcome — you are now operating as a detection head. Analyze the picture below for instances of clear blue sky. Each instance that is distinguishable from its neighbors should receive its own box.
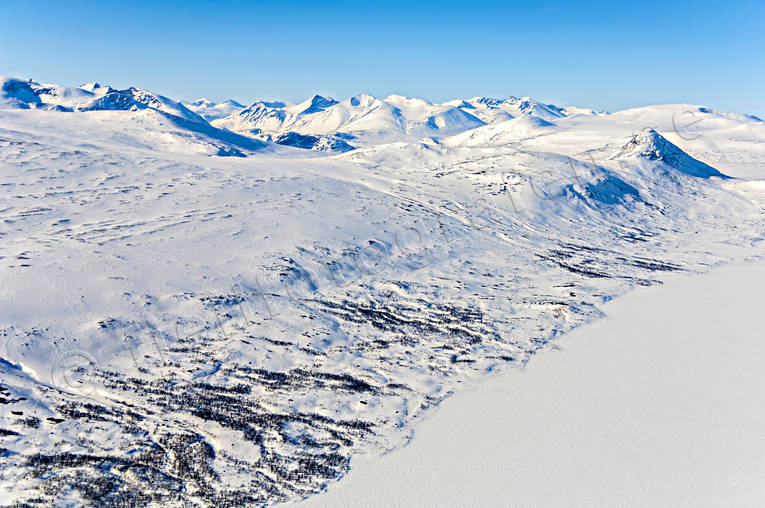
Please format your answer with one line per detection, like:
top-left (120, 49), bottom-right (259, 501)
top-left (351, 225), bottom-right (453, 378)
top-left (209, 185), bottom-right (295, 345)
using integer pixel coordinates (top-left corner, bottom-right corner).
top-left (2, 0), bottom-right (763, 116)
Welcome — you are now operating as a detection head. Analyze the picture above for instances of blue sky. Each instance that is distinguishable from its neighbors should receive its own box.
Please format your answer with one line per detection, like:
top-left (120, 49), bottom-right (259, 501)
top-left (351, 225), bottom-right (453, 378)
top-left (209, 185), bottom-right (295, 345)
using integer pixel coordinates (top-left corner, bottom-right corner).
top-left (2, 0), bottom-right (763, 116)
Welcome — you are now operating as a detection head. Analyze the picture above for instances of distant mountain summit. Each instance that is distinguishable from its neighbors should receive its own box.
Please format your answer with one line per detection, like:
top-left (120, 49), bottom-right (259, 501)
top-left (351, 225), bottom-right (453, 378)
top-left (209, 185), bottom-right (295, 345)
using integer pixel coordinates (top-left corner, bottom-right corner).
top-left (0, 77), bottom-right (204, 122)
top-left (184, 98), bottom-right (246, 121)
top-left (299, 94), bottom-right (338, 114)
top-left (615, 128), bottom-right (728, 179)
top-left (9, 75), bottom-right (752, 166)
top-left (1, 76), bottom-right (600, 152)
top-left (214, 93), bottom-right (565, 147)
top-left (457, 96), bottom-right (567, 122)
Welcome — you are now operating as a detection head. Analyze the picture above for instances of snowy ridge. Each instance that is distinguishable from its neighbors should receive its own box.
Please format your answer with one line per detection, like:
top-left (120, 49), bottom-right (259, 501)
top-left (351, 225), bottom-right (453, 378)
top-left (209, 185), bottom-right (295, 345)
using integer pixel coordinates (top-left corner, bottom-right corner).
top-left (1, 77), bottom-right (765, 507)
top-left (612, 128), bottom-right (727, 178)
top-left (1, 77), bottom-right (204, 122)
top-left (213, 94), bottom-right (575, 147)
top-left (184, 98), bottom-right (246, 121)
top-left (0, 77), bottom-right (604, 153)
top-left (0, 77), bottom-right (275, 157)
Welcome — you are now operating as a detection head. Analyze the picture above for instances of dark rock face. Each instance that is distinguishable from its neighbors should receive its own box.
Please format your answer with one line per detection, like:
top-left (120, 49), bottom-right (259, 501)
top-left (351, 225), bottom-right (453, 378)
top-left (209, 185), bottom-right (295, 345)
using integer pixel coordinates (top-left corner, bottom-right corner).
top-left (274, 132), bottom-right (319, 150)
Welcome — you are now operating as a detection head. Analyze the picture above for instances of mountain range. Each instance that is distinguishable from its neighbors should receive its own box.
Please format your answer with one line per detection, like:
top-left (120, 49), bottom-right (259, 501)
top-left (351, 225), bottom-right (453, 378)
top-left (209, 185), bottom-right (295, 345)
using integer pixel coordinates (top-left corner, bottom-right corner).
top-left (1, 76), bottom-right (605, 152)
top-left (2, 74), bottom-right (765, 507)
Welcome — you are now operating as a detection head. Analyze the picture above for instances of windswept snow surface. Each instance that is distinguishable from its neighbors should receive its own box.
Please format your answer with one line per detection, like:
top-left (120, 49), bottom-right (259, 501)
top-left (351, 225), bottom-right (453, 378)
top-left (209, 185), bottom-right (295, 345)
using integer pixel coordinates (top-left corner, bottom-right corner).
top-left (211, 94), bottom-right (577, 147)
top-left (1, 77), bottom-right (205, 122)
top-left (1, 79), bottom-right (765, 506)
top-left (184, 98), bottom-right (246, 122)
top-left (299, 260), bottom-right (765, 507)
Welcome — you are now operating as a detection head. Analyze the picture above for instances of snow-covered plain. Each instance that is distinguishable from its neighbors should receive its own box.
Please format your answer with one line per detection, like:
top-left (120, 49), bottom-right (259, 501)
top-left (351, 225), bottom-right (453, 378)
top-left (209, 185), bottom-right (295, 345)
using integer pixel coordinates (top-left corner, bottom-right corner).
top-left (1, 76), bottom-right (764, 506)
top-left (299, 259), bottom-right (765, 507)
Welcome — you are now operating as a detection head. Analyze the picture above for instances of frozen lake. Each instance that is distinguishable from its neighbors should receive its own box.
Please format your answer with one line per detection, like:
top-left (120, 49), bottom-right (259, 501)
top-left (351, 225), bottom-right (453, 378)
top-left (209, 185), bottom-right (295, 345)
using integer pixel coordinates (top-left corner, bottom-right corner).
top-left (301, 260), bottom-right (765, 507)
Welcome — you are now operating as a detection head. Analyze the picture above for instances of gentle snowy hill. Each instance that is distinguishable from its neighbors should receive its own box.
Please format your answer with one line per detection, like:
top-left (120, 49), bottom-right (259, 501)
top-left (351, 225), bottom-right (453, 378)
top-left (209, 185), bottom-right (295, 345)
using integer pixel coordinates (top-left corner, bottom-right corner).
top-left (214, 93), bottom-right (401, 144)
top-left (444, 114), bottom-right (556, 146)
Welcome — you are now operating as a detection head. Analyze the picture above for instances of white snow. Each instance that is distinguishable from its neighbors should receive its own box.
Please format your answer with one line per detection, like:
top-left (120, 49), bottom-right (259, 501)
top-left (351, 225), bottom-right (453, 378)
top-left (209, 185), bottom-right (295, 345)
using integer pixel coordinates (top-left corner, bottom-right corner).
top-left (182, 98), bottom-right (246, 121)
top-left (0, 76), bottom-right (205, 122)
top-left (1, 76), bottom-right (764, 506)
top-left (299, 259), bottom-right (765, 507)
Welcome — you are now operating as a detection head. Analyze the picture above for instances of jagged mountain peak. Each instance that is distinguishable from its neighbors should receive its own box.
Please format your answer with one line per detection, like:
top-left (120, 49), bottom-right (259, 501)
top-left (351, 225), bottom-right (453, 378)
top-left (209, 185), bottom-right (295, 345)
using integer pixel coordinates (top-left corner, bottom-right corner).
top-left (0, 76), bottom-right (205, 122)
top-left (184, 97), bottom-right (247, 121)
top-left (618, 128), bottom-right (688, 161)
top-left (297, 94), bottom-right (338, 114)
top-left (81, 86), bottom-right (206, 122)
top-left (80, 82), bottom-right (110, 93)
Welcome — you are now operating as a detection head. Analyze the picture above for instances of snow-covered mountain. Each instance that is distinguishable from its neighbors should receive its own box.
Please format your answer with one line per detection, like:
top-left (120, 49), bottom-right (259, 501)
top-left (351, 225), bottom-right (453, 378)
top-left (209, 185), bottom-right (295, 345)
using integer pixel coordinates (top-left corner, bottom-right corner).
top-left (212, 93), bottom-right (579, 147)
top-left (446, 96), bottom-right (563, 122)
top-left (1, 77), bottom-right (205, 122)
top-left (1, 77), bottom-right (599, 152)
top-left (183, 97), bottom-right (246, 121)
top-left (612, 127), bottom-right (727, 179)
top-left (444, 113), bottom-right (557, 147)
top-left (2, 75), bottom-right (765, 507)
top-left (0, 77), bottom-right (274, 156)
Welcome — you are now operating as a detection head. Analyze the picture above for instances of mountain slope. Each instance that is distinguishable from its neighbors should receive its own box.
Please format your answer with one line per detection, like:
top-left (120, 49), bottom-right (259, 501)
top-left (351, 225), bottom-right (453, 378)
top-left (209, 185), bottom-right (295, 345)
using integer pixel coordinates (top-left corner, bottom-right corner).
top-left (213, 92), bottom-right (588, 148)
top-left (1, 77), bottom-right (205, 123)
top-left (184, 98), bottom-right (246, 121)
top-left (1, 78), bottom-right (764, 507)
top-left (613, 128), bottom-right (728, 178)
top-left (215, 93), bottom-right (488, 146)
